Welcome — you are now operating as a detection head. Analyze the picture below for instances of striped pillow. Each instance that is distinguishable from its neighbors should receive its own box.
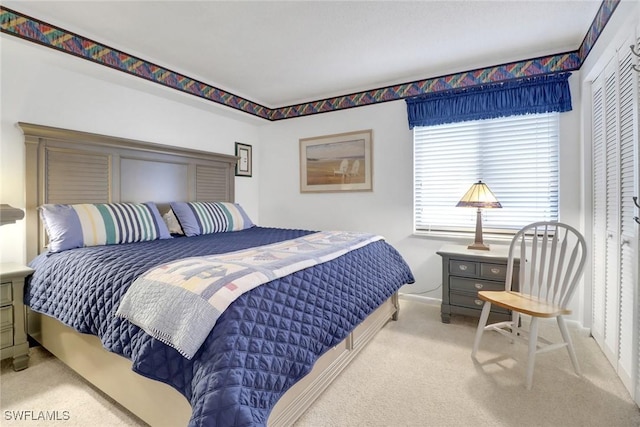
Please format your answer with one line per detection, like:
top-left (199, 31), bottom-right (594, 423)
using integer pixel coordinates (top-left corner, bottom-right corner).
top-left (169, 202), bottom-right (254, 237)
top-left (39, 202), bottom-right (171, 253)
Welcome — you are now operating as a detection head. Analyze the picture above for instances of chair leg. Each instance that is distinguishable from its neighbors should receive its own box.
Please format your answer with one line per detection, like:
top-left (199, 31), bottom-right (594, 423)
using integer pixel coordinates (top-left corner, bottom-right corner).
top-left (557, 315), bottom-right (581, 376)
top-left (510, 311), bottom-right (520, 343)
top-left (526, 317), bottom-right (539, 390)
top-left (472, 301), bottom-right (492, 358)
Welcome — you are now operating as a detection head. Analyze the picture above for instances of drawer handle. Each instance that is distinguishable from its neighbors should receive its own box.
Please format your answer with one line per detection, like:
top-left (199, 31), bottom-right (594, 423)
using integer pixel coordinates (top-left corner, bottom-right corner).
top-left (474, 283), bottom-right (484, 290)
top-left (474, 299), bottom-right (484, 306)
top-left (490, 267), bottom-right (501, 274)
top-left (458, 265), bottom-right (468, 271)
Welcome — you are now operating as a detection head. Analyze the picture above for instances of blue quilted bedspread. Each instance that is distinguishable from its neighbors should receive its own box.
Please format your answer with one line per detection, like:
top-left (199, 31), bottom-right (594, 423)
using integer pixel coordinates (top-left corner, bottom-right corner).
top-left (26, 227), bottom-right (415, 426)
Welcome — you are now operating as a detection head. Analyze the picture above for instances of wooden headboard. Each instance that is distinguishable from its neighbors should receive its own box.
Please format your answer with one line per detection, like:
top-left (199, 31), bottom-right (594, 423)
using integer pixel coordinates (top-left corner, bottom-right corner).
top-left (20, 122), bottom-right (238, 261)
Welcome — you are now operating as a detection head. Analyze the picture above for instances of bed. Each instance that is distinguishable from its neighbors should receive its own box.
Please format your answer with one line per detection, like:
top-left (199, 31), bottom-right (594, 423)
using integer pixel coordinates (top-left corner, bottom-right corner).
top-left (19, 122), bottom-right (415, 426)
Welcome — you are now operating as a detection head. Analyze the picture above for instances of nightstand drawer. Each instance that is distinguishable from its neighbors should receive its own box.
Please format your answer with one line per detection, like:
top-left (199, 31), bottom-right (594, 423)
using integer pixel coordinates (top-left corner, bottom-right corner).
top-left (0, 282), bottom-right (11, 305)
top-left (480, 263), bottom-right (507, 280)
top-left (450, 277), bottom-right (505, 293)
top-left (449, 260), bottom-right (478, 277)
top-left (480, 263), bottom-right (519, 286)
top-left (0, 306), bottom-right (13, 329)
top-left (0, 326), bottom-right (13, 349)
top-left (450, 293), bottom-right (510, 314)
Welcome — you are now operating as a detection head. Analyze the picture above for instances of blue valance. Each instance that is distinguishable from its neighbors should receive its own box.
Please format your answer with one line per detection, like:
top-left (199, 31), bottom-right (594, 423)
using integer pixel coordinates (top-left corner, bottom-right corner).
top-left (405, 73), bottom-right (572, 129)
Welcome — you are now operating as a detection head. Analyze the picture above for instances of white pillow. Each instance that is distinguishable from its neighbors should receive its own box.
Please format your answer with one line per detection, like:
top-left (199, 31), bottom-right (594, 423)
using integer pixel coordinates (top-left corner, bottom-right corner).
top-left (162, 209), bottom-right (184, 235)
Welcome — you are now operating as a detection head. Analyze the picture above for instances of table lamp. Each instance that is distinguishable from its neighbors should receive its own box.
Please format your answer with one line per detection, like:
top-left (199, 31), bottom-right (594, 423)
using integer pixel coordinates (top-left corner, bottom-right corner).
top-left (456, 180), bottom-right (502, 250)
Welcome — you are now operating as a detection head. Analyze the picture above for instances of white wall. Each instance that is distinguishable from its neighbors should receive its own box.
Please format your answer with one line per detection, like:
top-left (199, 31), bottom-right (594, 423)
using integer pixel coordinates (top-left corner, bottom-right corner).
top-left (258, 77), bottom-right (585, 319)
top-left (258, 102), bottom-right (429, 294)
top-left (0, 36), bottom-right (263, 264)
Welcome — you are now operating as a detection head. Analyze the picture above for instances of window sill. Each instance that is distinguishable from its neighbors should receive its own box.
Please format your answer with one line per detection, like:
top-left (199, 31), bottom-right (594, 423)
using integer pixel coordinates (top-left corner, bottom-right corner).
top-left (412, 229), bottom-right (514, 245)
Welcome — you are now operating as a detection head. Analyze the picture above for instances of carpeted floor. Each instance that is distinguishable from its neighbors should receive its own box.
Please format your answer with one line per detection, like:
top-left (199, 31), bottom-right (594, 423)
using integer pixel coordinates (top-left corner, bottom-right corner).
top-left (1, 299), bottom-right (639, 426)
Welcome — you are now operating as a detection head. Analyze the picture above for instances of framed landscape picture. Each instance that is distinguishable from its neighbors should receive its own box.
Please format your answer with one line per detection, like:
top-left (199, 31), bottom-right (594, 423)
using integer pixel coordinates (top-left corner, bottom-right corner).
top-left (299, 129), bottom-right (372, 193)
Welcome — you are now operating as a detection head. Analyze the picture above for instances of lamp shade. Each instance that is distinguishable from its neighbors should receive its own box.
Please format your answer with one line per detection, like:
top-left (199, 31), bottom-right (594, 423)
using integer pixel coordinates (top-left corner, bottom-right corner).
top-left (456, 180), bottom-right (502, 209)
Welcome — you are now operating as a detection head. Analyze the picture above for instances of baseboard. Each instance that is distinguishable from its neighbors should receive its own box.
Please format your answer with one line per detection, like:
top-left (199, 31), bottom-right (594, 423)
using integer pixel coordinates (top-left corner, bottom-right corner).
top-left (398, 292), bottom-right (440, 306)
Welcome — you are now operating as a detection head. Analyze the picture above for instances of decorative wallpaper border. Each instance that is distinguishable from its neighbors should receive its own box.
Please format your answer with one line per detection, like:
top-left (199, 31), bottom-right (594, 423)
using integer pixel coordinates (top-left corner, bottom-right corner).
top-left (0, 7), bottom-right (271, 120)
top-left (578, 0), bottom-right (619, 62)
top-left (0, 1), bottom-right (620, 121)
top-left (269, 51), bottom-right (581, 120)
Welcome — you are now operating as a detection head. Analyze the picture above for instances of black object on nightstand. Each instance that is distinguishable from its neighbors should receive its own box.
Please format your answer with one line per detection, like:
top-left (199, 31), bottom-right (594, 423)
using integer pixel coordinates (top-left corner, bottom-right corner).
top-left (437, 245), bottom-right (519, 323)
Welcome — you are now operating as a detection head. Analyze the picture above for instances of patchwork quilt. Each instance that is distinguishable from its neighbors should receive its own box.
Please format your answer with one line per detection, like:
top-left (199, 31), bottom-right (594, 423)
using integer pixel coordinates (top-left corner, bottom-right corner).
top-left (117, 231), bottom-right (383, 359)
top-left (26, 227), bottom-right (415, 426)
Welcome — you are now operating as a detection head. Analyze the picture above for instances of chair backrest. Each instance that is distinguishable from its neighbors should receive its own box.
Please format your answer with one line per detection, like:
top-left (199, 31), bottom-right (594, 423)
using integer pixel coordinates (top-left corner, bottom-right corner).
top-left (505, 221), bottom-right (587, 309)
top-left (350, 160), bottom-right (360, 175)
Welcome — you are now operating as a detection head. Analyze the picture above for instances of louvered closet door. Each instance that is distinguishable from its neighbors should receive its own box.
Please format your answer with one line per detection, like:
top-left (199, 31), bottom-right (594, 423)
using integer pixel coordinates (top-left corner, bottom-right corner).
top-left (633, 42), bottom-right (640, 406)
top-left (617, 37), bottom-right (640, 397)
top-left (591, 33), bottom-right (640, 407)
top-left (593, 57), bottom-right (621, 368)
top-left (632, 33), bottom-right (640, 409)
top-left (591, 74), bottom-right (607, 352)
top-left (604, 56), bottom-right (621, 368)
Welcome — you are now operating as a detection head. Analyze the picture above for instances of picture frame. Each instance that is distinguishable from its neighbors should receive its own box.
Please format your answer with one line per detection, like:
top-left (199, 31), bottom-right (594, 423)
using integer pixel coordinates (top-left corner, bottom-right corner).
top-left (299, 129), bottom-right (373, 193)
top-left (235, 142), bottom-right (252, 177)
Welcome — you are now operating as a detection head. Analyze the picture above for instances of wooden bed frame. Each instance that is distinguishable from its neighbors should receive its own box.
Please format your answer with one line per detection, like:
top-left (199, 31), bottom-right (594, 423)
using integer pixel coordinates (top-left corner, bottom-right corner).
top-left (20, 122), bottom-right (400, 426)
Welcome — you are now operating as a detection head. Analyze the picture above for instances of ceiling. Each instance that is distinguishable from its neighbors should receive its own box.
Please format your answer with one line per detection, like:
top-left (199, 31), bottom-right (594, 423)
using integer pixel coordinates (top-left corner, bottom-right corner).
top-left (4, 0), bottom-right (604, 108)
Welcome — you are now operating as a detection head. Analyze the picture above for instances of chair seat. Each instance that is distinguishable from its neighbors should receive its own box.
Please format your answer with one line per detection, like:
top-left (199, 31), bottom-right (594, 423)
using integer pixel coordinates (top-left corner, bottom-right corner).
top-left (478, 290), bottom-right (572, 318)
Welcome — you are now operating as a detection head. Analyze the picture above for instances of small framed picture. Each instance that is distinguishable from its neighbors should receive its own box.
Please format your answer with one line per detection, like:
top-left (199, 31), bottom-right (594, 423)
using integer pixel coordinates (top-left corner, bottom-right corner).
top-left (235, 142), bottom-right (252, 177)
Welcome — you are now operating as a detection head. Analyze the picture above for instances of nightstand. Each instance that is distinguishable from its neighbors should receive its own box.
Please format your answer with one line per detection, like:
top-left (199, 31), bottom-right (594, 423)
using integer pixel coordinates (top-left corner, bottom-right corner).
top-left (437, 244), bottom-right (519, 323)
top-left (0, 263), bottom-right (33, 370)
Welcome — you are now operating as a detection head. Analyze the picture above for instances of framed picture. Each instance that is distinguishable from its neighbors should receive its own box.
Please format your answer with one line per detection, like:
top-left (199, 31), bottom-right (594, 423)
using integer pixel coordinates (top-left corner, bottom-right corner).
top-left (235, 142), bottom-right (252, 177)
top-left (299, 129), bottom-right (372, 193)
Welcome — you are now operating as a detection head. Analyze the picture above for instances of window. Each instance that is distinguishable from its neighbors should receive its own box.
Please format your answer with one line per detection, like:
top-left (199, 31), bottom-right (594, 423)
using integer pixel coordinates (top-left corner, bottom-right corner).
top-left (414, 112), bottom-right (559, 234)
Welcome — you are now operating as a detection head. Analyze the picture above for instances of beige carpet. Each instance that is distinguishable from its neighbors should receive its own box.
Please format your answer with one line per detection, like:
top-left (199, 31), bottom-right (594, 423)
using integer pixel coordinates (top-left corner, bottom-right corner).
top-left (1, 299), bottom-right (639, 426)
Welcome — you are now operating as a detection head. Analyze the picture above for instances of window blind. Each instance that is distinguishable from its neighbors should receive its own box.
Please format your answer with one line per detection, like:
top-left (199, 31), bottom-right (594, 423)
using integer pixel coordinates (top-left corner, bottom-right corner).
top-left (414, 113), bottom-right (559, 234)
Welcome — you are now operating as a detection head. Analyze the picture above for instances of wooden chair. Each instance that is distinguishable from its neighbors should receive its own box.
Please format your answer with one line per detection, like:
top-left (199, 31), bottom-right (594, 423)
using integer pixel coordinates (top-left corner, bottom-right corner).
top-left (347, 159), bottom-right (360, 177)
top-left (333, 159), bottom-right (349, 176)
top-left (471, 221), bottom-right (587, 389)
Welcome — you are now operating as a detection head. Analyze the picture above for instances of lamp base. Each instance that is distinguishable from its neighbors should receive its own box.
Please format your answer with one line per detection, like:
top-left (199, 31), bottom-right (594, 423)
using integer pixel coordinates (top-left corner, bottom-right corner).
top-left (468, 208), bottom-right (490, 250)
top-left (467, 242), bottom-right (490, 251)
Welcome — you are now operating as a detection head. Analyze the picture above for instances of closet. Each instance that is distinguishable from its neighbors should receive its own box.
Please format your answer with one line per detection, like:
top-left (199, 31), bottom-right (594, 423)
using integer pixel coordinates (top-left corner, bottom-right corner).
top-left (590, 29), bottom-right (639, 406)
